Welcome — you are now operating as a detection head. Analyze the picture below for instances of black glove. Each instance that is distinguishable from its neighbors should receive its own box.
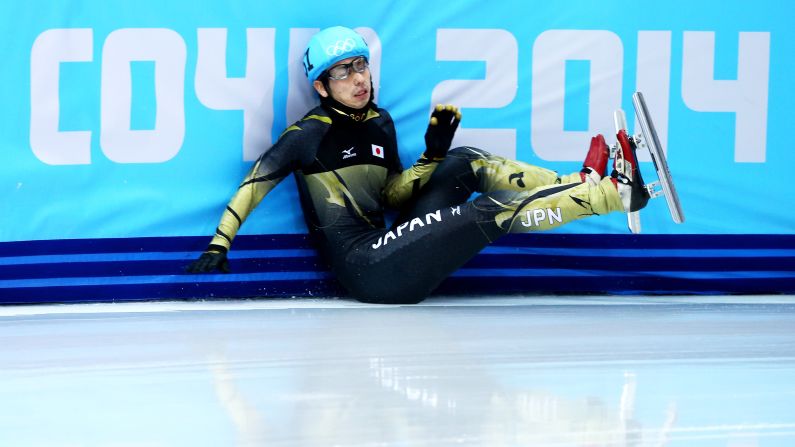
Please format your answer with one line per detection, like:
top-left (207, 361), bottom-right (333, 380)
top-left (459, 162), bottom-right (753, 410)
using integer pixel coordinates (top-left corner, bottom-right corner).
top-left (186, 248), bottom-right (230, 273)
top-left (424, 104), bottom-right (461, 159)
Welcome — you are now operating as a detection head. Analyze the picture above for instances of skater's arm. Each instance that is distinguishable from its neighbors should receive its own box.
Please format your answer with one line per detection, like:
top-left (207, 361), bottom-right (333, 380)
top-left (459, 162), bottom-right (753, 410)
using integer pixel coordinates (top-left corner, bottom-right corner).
top-left (206, 155), bottom-right (292, 254)
top-left (187, 121), bottom-right (321, 273)
top-left (186, 157), bottom-right (289, 274)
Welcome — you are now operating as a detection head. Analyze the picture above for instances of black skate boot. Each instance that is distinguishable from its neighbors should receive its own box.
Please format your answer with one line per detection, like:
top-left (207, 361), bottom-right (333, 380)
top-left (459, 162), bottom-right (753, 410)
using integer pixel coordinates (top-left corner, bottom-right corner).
top-left (612, 130), bottom-right (650, 212)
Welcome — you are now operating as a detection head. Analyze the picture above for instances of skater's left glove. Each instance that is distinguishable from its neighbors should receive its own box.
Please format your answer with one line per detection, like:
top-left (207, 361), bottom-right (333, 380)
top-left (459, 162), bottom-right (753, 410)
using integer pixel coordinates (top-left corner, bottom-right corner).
top-left (186, 246), bottom-right (230, 273)
top-left (423, 104), bottom-right (461, 159)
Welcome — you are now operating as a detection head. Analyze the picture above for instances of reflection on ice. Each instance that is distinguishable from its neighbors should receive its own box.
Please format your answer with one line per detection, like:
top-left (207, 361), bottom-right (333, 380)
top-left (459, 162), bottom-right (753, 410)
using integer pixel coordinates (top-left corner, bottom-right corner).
top-left (369, 357), bottom-right (442, 409)
top-left (365, 360), bottom-right (675, 446)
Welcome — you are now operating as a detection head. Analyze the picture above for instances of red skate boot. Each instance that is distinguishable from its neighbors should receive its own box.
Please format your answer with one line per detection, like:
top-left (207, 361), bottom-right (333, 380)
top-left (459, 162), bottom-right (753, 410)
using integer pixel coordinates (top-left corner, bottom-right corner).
top-left (580, 134), bottom-right (609, 185)
top-left (612, 130), bottom-right (650, 212)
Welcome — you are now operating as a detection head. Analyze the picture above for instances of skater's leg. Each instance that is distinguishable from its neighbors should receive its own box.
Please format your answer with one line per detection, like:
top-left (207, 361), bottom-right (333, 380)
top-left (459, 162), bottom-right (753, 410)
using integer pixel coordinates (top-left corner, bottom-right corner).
top-left (336, 202), bottom-right (504, 304)
top-left (453, 146), bottom-right (564, 192)
top-left (436, 139), bottom-right (610, 194)
top-left (463, 136), bottom-right (609, 191)
top-left (403, 139), bottom-right (609, 218)
top-left (394, 145), bottom-right (562, 221)
top-left (334, 144), bottom-right (627, 304)
top-left (340, 174), bottom-right (628, 304)
top-left (470, 130), bottom-right (652, 234)
top-left (472, 177), bottom-right (625, 233)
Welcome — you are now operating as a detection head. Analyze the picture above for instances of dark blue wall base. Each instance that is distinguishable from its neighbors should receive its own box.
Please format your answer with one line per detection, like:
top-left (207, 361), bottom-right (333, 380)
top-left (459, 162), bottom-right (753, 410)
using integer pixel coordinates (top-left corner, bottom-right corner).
top-left (1, 234), bottom-right (793, 304)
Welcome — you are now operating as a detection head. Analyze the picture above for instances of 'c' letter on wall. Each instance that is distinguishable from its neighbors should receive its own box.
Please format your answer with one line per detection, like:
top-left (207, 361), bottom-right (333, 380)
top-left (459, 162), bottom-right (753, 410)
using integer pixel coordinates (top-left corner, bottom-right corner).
top-left (30, 29), bottom-right (93, 165)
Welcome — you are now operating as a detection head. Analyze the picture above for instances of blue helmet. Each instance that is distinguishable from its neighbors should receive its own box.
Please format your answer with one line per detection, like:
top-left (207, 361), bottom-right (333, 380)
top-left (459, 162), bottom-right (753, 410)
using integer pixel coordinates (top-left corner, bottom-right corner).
top-left (303, 26), bottom-right (370, 84)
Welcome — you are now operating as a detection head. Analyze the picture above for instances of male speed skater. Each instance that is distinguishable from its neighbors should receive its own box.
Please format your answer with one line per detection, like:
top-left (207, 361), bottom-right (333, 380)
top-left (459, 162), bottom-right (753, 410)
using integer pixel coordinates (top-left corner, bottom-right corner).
top-left (187, 26), bottom-right (649, 304)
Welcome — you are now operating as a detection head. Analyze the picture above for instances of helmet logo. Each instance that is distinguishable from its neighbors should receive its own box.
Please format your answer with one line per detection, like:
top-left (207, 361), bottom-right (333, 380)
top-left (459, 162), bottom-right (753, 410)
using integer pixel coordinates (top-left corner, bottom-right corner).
top-left (303, 48), bottom-right (313, 76)
top-left (325, 38), bottom-right (356, 57)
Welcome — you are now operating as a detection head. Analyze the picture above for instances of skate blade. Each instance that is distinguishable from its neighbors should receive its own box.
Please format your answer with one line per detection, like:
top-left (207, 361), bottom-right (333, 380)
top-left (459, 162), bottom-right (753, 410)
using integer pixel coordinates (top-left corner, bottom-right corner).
top-left (632, 92), bottom-right (685, 224)
top-left (613, 93), bottom-right (685, 233)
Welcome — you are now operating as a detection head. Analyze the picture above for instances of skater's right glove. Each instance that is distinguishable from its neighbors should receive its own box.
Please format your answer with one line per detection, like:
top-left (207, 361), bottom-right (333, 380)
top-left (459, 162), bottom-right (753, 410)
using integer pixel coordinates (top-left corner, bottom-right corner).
top-left (186, 245), bottom-right (230, 273)
top-left (423, 104), bottom-right (461, 160)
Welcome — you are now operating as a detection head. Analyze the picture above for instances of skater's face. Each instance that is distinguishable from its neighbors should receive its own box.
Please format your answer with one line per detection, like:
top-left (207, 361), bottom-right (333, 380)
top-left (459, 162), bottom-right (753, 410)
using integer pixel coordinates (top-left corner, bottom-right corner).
top-left (313, 57), bottom-right (372, 110)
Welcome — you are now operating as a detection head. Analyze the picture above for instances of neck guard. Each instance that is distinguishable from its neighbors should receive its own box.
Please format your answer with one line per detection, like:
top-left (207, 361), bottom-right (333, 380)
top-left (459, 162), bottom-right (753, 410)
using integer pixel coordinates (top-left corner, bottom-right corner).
top-left (320, 94), bottom-right (376, 123)
top-left (319, 78), bottom-right (376, 123)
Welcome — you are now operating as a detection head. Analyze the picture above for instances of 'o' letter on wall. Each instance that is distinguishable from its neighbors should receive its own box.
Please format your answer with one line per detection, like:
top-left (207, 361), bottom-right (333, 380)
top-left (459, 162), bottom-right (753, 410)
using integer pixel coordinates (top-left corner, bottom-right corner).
top-left (100, 28), bottom-right (187, 163)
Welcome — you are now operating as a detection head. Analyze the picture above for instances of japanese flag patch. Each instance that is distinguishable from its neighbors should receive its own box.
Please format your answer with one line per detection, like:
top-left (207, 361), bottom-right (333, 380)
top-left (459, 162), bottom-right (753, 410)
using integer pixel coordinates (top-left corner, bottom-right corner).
top-left (371, 144), bottom-right (384, 158)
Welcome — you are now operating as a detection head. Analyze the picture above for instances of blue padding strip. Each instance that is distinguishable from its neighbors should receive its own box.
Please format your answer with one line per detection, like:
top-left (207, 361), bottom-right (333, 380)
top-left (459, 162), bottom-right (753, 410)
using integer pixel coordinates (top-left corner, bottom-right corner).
top-left (1, 255), bottom-right (791, 281)
top-left (2, 267), bottom-right (791, 290)
top-left (0, 234), bottom-right (314, 256)
top-left (451, 269), bottom-right (795, 279)
top-left (0, 259), bottom-right (326, 280)
top-left (0, 271), bottom-right (334, 289)
top-left (435, 276), bottom-right (795, 296)
top-left (0, 249), bottom-right (318, 266)
top-left (2, 247), bottom-right (794, 266)
top-left (479, 247), bottom-right (795, 257)
top-left (462, 255), bottom-right (794, 271)
top-left (492, 234), bottom-right (795, 249)
top-left (2, 234), bottom-right (794, 257)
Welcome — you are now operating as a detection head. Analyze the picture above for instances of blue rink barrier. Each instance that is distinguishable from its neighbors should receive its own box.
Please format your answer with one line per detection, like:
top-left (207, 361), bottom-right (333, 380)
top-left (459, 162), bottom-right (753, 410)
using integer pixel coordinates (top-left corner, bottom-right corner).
top-left (1, 234), bottom-right (793, 304)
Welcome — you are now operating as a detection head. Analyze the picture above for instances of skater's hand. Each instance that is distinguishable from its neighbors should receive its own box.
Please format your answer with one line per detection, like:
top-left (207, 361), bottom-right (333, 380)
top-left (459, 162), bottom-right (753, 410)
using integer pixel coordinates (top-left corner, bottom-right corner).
top-left (424, 104), bottom-right (461, 159)
top-left (186, 249), bottom-right (230, 273)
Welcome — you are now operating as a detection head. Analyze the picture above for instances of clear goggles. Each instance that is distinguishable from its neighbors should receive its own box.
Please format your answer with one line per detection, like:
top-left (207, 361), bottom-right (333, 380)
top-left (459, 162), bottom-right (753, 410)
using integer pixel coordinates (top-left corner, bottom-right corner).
top-left (326, 56), bottom-right (369, 81)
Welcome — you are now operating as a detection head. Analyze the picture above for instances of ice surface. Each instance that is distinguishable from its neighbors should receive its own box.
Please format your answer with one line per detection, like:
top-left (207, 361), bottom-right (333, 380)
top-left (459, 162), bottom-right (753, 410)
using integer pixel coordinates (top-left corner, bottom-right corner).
top-left (1, 295), bottom-right (794, 446)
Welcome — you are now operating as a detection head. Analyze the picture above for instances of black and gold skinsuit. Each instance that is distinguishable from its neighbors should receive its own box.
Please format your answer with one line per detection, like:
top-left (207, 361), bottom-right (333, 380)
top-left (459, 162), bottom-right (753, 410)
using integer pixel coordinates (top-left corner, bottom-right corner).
top-left (206, 104), bottom-right (624, 304)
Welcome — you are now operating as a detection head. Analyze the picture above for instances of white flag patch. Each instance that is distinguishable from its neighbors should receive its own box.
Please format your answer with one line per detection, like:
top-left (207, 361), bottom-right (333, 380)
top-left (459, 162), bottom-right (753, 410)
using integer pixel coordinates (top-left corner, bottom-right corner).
top-left (371, 144), bottom-right (384, 158)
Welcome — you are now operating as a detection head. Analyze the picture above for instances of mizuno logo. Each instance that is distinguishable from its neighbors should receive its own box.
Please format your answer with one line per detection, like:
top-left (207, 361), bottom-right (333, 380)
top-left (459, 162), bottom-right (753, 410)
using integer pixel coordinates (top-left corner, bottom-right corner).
top-left (342, 146), bottom-right (357, 159)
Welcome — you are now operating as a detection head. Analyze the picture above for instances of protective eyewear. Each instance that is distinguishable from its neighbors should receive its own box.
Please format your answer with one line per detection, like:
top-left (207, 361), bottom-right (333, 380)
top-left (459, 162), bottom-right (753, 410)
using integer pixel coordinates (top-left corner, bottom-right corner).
top-left (326, 56), bottom-right (369, 81)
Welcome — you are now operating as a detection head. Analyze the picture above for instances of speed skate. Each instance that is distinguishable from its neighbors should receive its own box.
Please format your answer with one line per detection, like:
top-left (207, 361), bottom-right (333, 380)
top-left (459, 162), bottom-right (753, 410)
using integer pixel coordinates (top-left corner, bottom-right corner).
top-left (612, 91), bottom-right (685, 234)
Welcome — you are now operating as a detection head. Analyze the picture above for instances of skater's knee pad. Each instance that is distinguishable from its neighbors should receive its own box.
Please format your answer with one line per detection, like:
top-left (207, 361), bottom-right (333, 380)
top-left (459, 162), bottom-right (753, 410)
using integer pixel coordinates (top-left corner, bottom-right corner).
top-left (435, 147), bottom-right (494, 190)
top-left (469, 193), bottom-right (517, 237)
top-left (427, 149), bottom-right (483, 193)
top-left (447, 146), bottom-right (492, 161)
top-left (472, 190), bottom-right (525, 213)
